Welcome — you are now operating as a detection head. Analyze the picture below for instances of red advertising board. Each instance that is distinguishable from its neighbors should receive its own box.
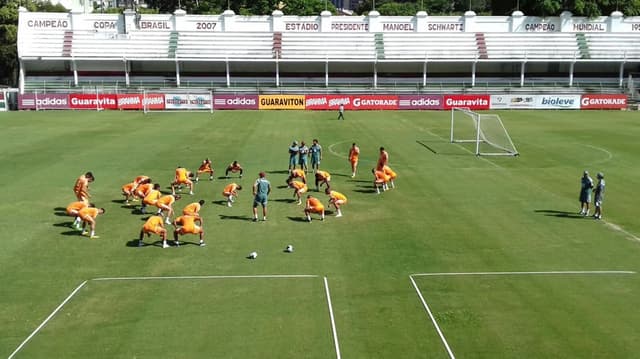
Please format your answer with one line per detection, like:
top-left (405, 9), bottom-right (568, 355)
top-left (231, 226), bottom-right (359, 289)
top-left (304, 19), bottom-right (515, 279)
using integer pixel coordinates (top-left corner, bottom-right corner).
top-left (580, 94), bottom-right (627, 110)
top-left (305, 95), bottom-right (398, 110)
top-left (443, 94), bottom-right (490, 110)
top-left (69, 94), bottom-right (118, 110)
top-left (117, 93), bottom-right (165, 110)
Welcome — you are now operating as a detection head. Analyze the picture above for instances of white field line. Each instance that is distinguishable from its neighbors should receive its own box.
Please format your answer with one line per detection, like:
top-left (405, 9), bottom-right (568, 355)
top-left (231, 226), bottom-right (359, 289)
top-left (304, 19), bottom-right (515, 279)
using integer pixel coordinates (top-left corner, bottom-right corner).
top-left (411, 270), bottom-right (636, 277)
top-left (9, 275), bottom-right (336, 358)
top-left (582, 144), bottom-right (614, 165)
top-left (408, 270), bottom-right (636, 359)
top-left (425, 129), bottom-right (502, 169)
top-left (409, 275), bottom-right (456, 359)
top-left (324, 277), bottom-right (342, 359)
top-left (8, 280), bottom-right (89, 359)
top-left (602, 221), bottom-right (640, 243)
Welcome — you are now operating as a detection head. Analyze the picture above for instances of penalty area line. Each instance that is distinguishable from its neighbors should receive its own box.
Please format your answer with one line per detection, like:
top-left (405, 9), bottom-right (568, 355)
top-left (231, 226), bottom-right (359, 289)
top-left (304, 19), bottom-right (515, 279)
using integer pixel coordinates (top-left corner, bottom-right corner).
top-left (8, 280), bottom-right (88, 359)
top-left (324, 277), bottom-right (342, 359)
top-left (92, 274), bottom-right (319, 281)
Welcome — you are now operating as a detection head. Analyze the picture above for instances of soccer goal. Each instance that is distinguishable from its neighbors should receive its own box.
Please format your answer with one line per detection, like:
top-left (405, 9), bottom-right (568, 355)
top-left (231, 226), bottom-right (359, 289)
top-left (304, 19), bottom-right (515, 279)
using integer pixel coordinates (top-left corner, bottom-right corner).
top-left (450, 107), bottom-right (519, 156)
top-left (143, 90), bottom-right (213, 114)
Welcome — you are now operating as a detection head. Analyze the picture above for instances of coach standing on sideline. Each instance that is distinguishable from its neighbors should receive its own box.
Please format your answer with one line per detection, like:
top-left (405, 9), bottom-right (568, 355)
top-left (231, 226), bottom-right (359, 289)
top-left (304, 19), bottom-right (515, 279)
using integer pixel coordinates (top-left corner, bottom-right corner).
top-left (252, 172), bottom-right (271, 222)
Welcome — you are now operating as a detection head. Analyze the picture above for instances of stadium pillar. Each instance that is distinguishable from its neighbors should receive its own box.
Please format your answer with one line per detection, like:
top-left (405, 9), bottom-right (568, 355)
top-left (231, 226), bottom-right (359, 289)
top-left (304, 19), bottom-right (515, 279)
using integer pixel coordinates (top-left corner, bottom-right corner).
top-left (72, 59), bottom-right (78, 87)
top-left (422, 61), bottom-right (427, 87)
top-left (276, 59), bottom-right (280, 87)
top-left (471, 62), bottom-right (476, 87)
top-left (373, 61), bottom-right (377, 89)
top-left (18, 60), bottom-right (25, 94)
top-left (226, 61), bottom-right (230, 87)
top-left (569, 62), bottom-right (574, 87)
top-left (175, 59), bottom-right (181, 87)
top-left (124, 59), bottom-right (130, 87)
top-left (619, 62), bottom-right (625, 87)
top-left (520, 62), bottom-right (525, 87)
top-left (325, 61), bottom-right (329, 87)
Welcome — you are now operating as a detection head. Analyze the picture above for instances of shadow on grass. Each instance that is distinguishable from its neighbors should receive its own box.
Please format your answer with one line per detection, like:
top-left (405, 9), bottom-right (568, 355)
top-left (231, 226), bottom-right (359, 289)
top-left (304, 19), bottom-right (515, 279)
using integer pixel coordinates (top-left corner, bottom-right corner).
top-left (53, 211), bottom-right (68, 217)
top-left (274, 198), bottom-right (297, 204)
top-left (126, 239), bottom-right (165, 248)
top-left (212, 200), bottom-right (228, 206)
top-left (54, 207), bottom-right (66, 211)
top-left (353, 189), bottom-right (377, 194)
top-left (60, 230), bottom-right (82, 236)
top-left (219, 214), bottom-right (252, 221)
top-left (534, 209), bottom-right (584, 219)
top-left (276, 185), bottom-right (289, 189)
top-left (287, 216), bottom-right (310, 222)
top-left (266, 170), bottom-right (290, 174)
top-left (111, 199), bottom-right (127, 204)
top-left (218, 175), bottom-right (242, 180)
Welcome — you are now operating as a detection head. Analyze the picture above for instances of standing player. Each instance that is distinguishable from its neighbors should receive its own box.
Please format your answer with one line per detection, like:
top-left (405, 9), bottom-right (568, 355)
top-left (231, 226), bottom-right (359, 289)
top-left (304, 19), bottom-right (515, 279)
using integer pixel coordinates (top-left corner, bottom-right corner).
top-left (171, 166), bottom-right (194, 196)
top-left (309, 139), bottom-right (322, 173)
top-left (304, 195), bottom-right (325, 222)
top-left (315, 169), bottom-right (331, 191)
top-left (73, 172), bottom-right (94, 202)
top-left (195, 158), bottom-right (214, 182)
top-left (156, 193), bottom-right (181, 225)
top-left (183, 199), bottom-right (205, 218)
top-left (288, 141), bottom-right (299, 174)
top-left (337, 104), bottom-right (345, 120)
top-left (382, 165), bottom-right (397, 189)
top-left (225, 161), bottom-right (244, 178)
top-left (66, 200), bottom-right (90, 230)
top-left (222, 183), bottom-right (242, 207)
top-left (78, 206), bottom-right (105, 239)
top-left (173, 214), bottom-right (206, 247)
top-left (377, 147), bottom-right (389, 171)
top-left (288, 180), bottom-right (308, 205)
top-left (593, 172), bottom-right (605, 220)
top-left (326, 187), bottom-right (347, 217)
top-left (348, 143), bottom-right (360, 178)
top-left (139, 214), bottom-right (167, 248)
top-left (579, 170), bottom-right (594, 216)
top-left (252, 172), bottom-right (271, 222)
top-left (298, 141), bottom-right (309, 173)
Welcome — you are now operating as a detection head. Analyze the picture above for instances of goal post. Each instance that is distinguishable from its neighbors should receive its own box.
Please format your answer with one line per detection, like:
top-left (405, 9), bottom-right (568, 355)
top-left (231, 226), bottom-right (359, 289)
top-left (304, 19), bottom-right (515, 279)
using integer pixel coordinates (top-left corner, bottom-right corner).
top-left (450, 107), bottom-right (519, 156)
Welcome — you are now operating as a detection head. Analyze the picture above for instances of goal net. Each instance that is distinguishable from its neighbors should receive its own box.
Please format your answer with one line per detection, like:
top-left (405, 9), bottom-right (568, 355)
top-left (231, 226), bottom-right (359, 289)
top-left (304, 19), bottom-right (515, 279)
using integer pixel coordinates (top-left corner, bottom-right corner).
top-left (450, 107), bottom-right (519, 156)
top-left (143, 90), bottom-right (213, 114)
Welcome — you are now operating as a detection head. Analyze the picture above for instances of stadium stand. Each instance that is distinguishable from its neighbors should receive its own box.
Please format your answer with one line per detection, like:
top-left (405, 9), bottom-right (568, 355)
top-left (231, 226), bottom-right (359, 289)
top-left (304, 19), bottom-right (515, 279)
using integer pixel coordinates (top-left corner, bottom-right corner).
top-left (584, 33), bottom-right (640, 61)
top-left (70, 30), bottom-right (171, 59)
top-left (382, 33), bottom-right (479, 61)
top-left (176, 32), bottom-right (274, 60)
top-left (483, 33), bottom-right (580, 60)
top-left (279, 32), bottom-right (376, 60)
top-left (18, 31), bottom-right (66, 58)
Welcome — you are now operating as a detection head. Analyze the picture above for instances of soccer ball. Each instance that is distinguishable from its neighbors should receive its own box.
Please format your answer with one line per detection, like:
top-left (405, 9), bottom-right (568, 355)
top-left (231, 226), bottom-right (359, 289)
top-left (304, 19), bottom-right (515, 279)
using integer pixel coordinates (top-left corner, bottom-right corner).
top-left (248, 251), bottom-right (258, 259)
top-left (285, 245), bottom-right (293, 253)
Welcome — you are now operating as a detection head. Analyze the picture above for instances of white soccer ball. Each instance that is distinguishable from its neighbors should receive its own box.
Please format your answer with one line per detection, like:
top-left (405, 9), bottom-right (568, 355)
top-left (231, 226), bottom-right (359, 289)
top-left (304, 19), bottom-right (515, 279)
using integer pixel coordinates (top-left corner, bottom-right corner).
top-left (248, 251), bottom-right (258, 259)
top-left (285, 245), bottom-right (293, 253)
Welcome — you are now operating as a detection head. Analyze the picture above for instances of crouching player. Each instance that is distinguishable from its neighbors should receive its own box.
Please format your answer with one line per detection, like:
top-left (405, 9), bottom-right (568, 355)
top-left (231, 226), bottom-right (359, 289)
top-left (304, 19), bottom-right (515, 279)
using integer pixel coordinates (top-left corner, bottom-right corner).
top-left (195, 158), bottom-right (214, 182)
top-left (122, 176), bottom-right (151, 205)
top-left (173, 215), bottom-right (206, 247)
top-left (326, 187), bottom-right (347, 217)
top-left (315, 170), bottom-right (331, 191)
top-left (382, 165), bottom-right (397, 189)
top-left (79, 206), bottom-right (105, 239)
top-left (304, 195), bottom-right (325, 222)
top-left (171, 166), bottom-right (194, 195)
top-left (222, 183), bottom-right (242, 207)
top-left (289, 180), bottom-right (308, 205)
top-left (372, 168), bottom-right (389, 194)
top-left (66, 200), bottom-right (90, 230)
top-left (225, 161), bottom-right (244, 178)
top-left (183, 199), bottom-right (205, 218)
top-left (139, 214), bottom-right (167, 248)
top-left (156, 194), bottom-right (181, 225)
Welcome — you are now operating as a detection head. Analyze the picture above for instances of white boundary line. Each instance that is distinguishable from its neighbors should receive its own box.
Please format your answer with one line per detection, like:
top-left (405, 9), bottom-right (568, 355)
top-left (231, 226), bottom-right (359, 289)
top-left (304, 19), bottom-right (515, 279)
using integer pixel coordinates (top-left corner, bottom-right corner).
top-left (8, 280), bottom-right (88, 359)
top-left (409, 275), bottom-right (456, 359)
top-left (409, 270), bottom-right (636, 359)
top-left (8, 275), bottom-right (341, 359)
top-left (324, 276), bottom-right (342, 359)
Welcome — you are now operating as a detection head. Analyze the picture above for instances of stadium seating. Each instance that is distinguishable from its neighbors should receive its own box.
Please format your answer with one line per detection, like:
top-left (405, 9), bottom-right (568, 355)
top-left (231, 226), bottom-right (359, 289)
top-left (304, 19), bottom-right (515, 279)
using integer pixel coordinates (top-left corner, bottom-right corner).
top-left (176, 32), bottom-right (274, 60)
top-left (279, 33), bottom-right (377, 60)
top-left (483, 33), bottom-right (580, 60)
top-left (583, 33), bottom-right (640, 60)
top-left (18, 31), bottom-right (66, 58)
top-left (382, 33), bottom-right (479, 61)
top-left (70, 30), bottom-right (171, 59)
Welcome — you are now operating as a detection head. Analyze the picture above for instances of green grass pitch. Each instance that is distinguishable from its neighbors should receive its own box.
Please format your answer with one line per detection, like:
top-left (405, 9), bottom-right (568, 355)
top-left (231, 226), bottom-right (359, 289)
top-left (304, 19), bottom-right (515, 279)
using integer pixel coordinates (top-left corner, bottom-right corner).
top-left (1, 109), bottom-right (640, 358)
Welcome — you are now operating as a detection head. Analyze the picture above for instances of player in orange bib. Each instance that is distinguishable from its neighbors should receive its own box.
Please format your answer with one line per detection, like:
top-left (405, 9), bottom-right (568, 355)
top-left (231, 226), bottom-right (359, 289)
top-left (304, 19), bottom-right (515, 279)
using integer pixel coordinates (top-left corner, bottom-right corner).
top-left (73, 172), bottom-right (94, 202)
top-left (173, 215), bottom-right (205, 247)
top-left (376, 147), bottom-right (389, 171)
top-left (182, 199), bottom-right (205, 218)
top-left (222, 183), bottom-right (242, 207)
top-left (171, 166), bottom-right (194, 196)
top-left (156, 194), bottom-right (181, 224)
top-left (78, 206), bottom-right (105, 239)
top-left (141, 183), bottom-right (162, 214)
top-left (139, 215), bottom-right (167, 248)
top-left (314, 170), bottom-right (331, 191)
top-left (304, 195), bottom-right (325, 222)
top-left (382, 165), bottom-right (397, 189)
top-left (133, 175), bottom-right (150, 186)
top-left (325, 188), bottom-right (347, 217)
top-left (66, 200), bottom-right (90, 230)
top-left (348, 143), bottom-right (360, 178)
top-left (286, 168), bottom-right (307, 185)
top-left (288, 180), bottom-right (308, 205)
top-left (225, 161), bottom-right (244, 178)
top-left (372, 168), bottom-right (390, 194)
top-left (195, 158), bottom-right (214, 182)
